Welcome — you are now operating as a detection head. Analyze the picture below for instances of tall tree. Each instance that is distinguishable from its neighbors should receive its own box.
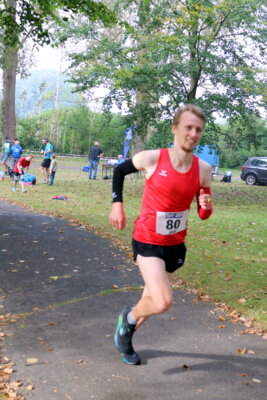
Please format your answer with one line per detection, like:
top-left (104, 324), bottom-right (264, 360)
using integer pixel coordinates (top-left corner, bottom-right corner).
top-left (0, 0), bottom-right (116, 142)
top-left (64, 0), bottom-right (267, 141)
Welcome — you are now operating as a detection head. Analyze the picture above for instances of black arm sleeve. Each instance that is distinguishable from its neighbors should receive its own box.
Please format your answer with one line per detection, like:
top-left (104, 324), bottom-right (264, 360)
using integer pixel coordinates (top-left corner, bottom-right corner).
top-left (112, 159), bottom-right (139, 203)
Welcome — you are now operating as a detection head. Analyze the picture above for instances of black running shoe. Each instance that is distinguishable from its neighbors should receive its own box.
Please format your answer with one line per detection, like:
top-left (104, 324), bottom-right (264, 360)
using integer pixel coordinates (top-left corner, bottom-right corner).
top-left (114, 307), bottom-right (141, 365)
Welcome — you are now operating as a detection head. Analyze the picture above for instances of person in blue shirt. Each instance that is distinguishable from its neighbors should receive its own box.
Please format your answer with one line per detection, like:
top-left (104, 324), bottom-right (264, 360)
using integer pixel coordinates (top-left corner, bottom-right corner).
top-left (40, 137), bottom-right (53, 184)
top-left (117, 154), bottom-right (125, 165)
top-left (10, 139), bottom-right (23, 171)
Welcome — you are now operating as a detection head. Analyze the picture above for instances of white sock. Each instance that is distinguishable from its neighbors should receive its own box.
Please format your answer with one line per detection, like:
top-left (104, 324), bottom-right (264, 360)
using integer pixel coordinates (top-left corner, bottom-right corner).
top-left (127, 311), bottom-right (137, 325)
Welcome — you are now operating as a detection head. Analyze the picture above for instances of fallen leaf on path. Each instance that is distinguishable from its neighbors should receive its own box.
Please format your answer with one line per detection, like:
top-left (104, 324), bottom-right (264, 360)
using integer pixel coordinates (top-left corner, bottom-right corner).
top-left (239, 329), bottom-right (257, 335)
top-left (26, 358), bottom-right (39, 365)
top-left (112, 284), bottom-right (119, 289)
top-left (0, 371), bottom-right (10, 380)
top-left (236, 348), bottom-right (255, 355)
top-left (199, 295), bottom-right (211, 302)
top-left (252, 378), bottom-right (261, 383)
top-left (237, 348), bottom-right (247, 355)
top-left (111, 374), bottom-right (131, 381)
top-left (182, 364), bottom-right (191, 369)
top-left (9, 381), bottom-right (22, 390)
top-left (3, 367), bottom-right (13, 374)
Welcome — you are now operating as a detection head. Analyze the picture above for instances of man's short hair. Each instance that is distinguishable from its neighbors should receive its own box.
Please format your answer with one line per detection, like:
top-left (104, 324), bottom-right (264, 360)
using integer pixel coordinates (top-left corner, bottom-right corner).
top-left (42, 138), bottom-right (49, 142)
top-left (173, 104), bottom-right (206, 126)
top-left (94, 141), bottom-right (100, 146)
top-left (4, 136), bottom-right (9, 140)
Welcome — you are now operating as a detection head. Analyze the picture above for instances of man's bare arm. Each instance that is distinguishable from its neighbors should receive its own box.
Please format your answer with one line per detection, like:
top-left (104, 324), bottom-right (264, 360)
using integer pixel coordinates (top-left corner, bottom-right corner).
top-left (109, 150), bottom-right (159, 230)
top-left (198, 159), bottom-right (213, 218)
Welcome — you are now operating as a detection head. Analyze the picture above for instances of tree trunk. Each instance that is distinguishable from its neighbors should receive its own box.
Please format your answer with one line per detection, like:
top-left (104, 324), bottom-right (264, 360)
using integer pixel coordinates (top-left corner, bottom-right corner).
top-left (2, 46), bottom-right (18, 142)
top-left (1, 0), bottom-right (18, 143)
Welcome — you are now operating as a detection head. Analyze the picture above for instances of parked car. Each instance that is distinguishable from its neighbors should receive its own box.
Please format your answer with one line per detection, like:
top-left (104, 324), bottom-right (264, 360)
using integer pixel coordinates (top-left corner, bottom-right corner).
top-left (240, 157), bottom-right (267, 185)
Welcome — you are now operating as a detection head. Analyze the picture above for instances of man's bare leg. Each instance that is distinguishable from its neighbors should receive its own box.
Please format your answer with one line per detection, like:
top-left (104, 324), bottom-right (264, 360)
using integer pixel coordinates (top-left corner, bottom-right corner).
top-left (40, 166), bottom-right (46, 181)
top-left (114, 256), bottom-right (173, 365)
top-left (131, 256), bottom-right (173, 325)
top-left (45, 168), bottom-right (49, 182)
top-left (135, 270), bottom-right (173, 330)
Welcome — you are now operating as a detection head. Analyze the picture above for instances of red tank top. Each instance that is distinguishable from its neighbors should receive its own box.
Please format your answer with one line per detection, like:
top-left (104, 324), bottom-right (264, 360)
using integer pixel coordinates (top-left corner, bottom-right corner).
top-left (133, 148), bottom-right (200, 245)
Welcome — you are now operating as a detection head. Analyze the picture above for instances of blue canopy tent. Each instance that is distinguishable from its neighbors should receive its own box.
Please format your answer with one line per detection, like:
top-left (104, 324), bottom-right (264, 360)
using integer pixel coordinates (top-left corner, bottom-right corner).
top-left (194, 145), bottom-right (219, 175)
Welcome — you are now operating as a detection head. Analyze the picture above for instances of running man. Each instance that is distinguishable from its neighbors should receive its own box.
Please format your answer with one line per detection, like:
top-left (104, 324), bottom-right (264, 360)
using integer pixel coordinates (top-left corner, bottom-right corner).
top-left (109, 104), bottom-right (213, 365)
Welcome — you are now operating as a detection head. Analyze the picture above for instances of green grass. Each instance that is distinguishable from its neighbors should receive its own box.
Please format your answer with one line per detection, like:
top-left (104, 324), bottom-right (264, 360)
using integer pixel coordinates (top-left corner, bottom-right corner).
top-left (0, 158), bottom-right (266, 330)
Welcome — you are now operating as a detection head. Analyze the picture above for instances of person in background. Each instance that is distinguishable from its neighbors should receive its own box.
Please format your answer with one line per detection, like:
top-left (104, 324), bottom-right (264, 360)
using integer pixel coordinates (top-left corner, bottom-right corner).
top-left (10, 138), bottom-right (23, 171)
top-left (49, 154), bottom-right (58, 185)
top-left (88, 141), bottom-right (104, 180)
top-left (40, 138), bottom-right (53, 184)
top-left (12, 155), bottom-right (33, 193)
top-left (117, 154), bottom-right (125, 165)
top-left (2, 136), bottom-right (12, 174)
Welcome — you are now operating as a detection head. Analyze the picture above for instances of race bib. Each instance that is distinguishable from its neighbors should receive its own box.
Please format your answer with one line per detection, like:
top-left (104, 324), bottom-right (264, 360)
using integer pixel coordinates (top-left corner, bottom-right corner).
top-left (156, 210), bottom-right (189, 236)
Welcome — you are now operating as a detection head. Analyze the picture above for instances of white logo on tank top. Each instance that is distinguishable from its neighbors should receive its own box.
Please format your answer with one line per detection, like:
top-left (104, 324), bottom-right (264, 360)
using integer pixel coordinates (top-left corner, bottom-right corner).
top-left (159, 169), bottom-right (167, 177)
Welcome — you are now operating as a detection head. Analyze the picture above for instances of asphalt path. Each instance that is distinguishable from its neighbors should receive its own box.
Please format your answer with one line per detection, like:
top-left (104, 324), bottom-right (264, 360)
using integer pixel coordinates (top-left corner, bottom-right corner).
top-left (0, 200), bottom-right (266, 400)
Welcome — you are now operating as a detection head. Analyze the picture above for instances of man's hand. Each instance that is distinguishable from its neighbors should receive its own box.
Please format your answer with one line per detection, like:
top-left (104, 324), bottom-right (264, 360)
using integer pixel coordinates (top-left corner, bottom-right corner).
top-left (109, 202), bottom-right (126, 230)
top-left (198, 188), bottom-right (212, 210)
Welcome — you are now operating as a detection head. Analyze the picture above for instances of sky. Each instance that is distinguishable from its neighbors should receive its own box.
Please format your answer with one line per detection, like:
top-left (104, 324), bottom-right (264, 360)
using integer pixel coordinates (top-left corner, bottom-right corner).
top-left (32, 45), bottom-right (113, 113)
top-left (33, 45), bottom-right (69, 72)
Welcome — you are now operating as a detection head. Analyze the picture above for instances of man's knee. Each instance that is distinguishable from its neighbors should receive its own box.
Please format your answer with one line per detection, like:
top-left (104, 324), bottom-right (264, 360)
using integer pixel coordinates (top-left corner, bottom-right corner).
top-left (153, 296), bottom-right (173, 314)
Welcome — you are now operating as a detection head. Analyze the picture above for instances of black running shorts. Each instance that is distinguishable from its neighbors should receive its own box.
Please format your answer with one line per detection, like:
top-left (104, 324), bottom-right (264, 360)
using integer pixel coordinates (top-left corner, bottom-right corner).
top-left (132, 238), bottom-right (187, 273)
top-left (41, 158), bottom-right (51, 169)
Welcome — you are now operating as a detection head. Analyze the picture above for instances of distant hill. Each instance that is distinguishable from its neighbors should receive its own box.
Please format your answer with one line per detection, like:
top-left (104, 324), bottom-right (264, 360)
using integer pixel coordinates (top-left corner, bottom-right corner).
top-left (16, 69), bottom-right (83, 118)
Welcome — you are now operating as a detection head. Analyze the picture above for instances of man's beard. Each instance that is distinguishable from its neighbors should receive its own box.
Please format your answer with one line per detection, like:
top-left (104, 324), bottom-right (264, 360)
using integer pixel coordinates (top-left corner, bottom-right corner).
top-left (181, 144), bottom-right (195, 153)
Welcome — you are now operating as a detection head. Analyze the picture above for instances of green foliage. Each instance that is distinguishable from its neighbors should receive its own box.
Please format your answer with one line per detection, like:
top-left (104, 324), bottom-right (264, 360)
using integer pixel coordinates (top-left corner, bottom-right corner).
top-left (217, 116), bottom-right (267, 167)
top-left (0, 0), bottom-right (116, 47)
top-left (62, 0), bottom-right (266, 141)
top-left (144, 121), bottom-right (173, 149)
top-left (16, 106), bottom-right (127, 156)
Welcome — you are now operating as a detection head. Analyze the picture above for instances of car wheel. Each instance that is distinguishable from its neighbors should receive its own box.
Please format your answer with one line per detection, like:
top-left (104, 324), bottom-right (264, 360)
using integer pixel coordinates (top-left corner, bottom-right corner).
top-left (245, 174), bottom-right (257, 185)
